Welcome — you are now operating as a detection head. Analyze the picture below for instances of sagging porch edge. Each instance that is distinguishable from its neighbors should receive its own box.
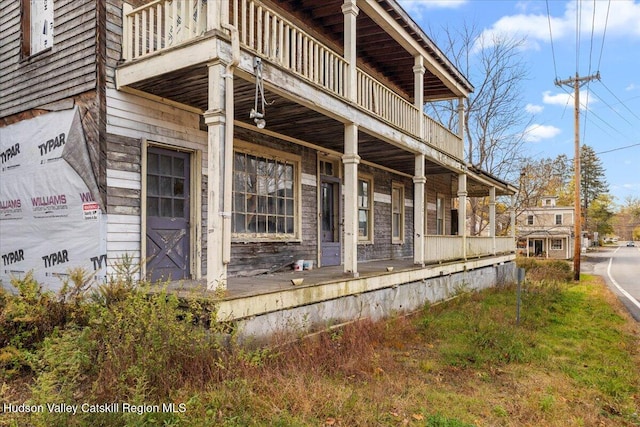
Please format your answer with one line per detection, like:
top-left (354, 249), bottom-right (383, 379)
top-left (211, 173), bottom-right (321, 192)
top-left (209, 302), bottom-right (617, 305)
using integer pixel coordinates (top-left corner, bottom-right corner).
top-left (208, 256), bottom-right (517, 340)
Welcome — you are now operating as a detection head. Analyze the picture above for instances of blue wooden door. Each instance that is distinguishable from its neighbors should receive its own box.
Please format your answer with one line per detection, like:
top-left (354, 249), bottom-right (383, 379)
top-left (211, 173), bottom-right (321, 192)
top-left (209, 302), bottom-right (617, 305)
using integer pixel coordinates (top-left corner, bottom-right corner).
top-left (146, 147), bottom-right (190, 282)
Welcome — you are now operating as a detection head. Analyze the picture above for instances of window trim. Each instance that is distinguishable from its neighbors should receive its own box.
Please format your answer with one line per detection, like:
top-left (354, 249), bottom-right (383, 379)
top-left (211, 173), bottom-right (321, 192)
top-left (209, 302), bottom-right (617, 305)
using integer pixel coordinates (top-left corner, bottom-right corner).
top-left (436, 193), bottom-right (445, 236)
top-left (21, 0), bottom-right (54, 58)
top-left (357, 173), bottom-right (374, 243)
top-left (550, 239), bottom-right (563, 250)
top-left (555, 214), bottom-right (563, 225)
top-left (527, 215), bottom-right (534, 225)
top-left (391, 182), bottom-right (404, 244)
top-left (231, 140), bottom-right (302, 242)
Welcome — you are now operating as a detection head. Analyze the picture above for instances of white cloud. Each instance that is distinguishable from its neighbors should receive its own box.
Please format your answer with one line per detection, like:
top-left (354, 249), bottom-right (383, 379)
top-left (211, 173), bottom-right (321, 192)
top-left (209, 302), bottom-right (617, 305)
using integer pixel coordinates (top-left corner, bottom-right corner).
top-left (400, 0), bottom-right (467, 9)
top-left (542, 90), bottom-right (596, 110)
top-left (626, 83), bottom-right (639, 91)
top-left (523, 124), bottom-right (561, 142)
top-left (398, 0), bottom-right (467, 19)
top-left (525, 103), bottom-right (544, 114)
top-left (477, 0), bottom-right (640, 51)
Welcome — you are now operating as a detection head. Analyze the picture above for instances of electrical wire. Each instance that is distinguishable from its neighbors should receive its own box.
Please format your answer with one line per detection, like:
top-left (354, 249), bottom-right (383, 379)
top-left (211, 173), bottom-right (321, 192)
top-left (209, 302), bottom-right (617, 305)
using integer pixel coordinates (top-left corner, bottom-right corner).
top-left (596, 0), bottom-right (612, 72)
top-left (588, 0), bottom-right (596, 73)
top-left (582, 0), bottom-right (599, 143)
top-left (546, 0), bottom-right (559, 80)
top-left (596, 143), bottom-right (640, 155)
top-left (589, 87), bottom-right (635, 126)
top-left (599, 81), bottom-right (640, 122)
top-left (576, 0), bottom-right (582, 73)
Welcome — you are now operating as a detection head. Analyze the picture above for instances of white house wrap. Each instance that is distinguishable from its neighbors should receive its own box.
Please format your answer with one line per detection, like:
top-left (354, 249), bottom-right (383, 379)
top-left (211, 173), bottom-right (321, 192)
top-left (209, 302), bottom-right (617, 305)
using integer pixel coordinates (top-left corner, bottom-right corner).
top-left (0, 107), bottom-right (107, 292)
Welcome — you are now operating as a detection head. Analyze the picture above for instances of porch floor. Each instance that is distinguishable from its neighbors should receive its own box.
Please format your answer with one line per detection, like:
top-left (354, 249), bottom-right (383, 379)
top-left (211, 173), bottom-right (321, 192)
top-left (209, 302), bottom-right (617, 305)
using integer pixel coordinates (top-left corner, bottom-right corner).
top-left (165, 258), bottom-right (419, 300)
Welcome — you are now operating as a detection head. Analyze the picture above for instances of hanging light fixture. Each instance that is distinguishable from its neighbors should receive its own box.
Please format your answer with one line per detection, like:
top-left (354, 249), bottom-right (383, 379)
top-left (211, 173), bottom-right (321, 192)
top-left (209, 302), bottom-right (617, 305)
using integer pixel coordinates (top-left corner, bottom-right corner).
top-left (250, 57), bottom-right (271, 129)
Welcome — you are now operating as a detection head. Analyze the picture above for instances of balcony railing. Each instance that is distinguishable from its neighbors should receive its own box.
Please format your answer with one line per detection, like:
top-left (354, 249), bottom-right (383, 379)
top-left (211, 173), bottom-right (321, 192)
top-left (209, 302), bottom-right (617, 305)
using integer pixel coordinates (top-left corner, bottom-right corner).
top-left (121, 0), bottom-right (463, 160)
top-left (423, 235), bottom-right (515, 264)
top-left (424, 115), bottom-right (463, 159)
top-left (356, 69), bottom-right (420, 135)
top-left (230, 0), bottom-right (347, 97)
top-left (122, 0), bottom-right (207, 61)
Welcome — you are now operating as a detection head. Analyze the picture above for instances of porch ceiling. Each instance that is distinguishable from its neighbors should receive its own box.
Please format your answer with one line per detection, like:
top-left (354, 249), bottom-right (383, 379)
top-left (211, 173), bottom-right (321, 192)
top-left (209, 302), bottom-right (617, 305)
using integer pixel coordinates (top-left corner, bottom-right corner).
top-left (128, 65), bottom-right (452, 177)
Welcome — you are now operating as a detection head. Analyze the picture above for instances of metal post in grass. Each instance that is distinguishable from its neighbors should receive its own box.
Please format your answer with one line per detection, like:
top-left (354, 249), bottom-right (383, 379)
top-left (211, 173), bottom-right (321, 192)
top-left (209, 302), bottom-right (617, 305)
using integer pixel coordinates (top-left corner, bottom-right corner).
top-left (516, 268), bottom-right (525, 325)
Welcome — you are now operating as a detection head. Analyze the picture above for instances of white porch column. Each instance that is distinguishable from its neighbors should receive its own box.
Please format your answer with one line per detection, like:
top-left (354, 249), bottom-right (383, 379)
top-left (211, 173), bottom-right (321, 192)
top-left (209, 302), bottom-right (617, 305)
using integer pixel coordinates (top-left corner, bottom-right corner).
top-left (413, 56), bottom-right (425, 140)
top-left (413, 154), bottom-right (426, 266)
top-left (342, 0), bottom-right (359, 102)
top-left (343, 123), bottom-right (360, 276)
top-left (207, 0), bottom-right (228, 31)
top-left (204, 61), bottom-right (228, 290)
top-left (457, 97), bottom-right (465, 141)
top-left (458, 173), bottom-right (467, 259)
top-left (489, 186), bottom-right (496, 254)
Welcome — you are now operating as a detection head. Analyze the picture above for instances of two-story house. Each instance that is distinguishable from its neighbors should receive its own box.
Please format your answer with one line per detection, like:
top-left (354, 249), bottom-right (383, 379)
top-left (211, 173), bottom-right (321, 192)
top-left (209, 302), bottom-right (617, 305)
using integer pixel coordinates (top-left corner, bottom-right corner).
top-left (517, 196), bottom-right (575, 259)
top-left (1, 0), bottom-right (518, 336)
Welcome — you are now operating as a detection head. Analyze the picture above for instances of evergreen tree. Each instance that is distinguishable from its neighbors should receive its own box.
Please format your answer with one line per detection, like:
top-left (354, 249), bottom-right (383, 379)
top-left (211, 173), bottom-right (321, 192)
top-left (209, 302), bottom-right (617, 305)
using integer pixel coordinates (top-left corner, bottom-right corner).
top-left (580, 145), bottom-right (608, 231)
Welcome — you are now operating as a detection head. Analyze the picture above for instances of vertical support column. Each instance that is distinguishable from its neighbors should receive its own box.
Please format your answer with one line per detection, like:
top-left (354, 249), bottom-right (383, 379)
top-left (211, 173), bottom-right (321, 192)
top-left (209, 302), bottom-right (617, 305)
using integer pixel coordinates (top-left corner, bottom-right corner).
top-left (413, 56), bottom-right (425, 139)
top-left (343, 122), bottom-right (360, 276)
top-left (457, 97), bottom-right (465, 141)
top-left (458, 173), bottom-right (467, 259)
top-left (207, 0), bottom-right (228, 31)
top-left (413, 154), bottom-right (426, 266)
top-left (204, 61), bottom-right (228, 290)
top-left (489, 186), bottom-right (496, 254)
top-left (342, 0), bottom-right (359, 102)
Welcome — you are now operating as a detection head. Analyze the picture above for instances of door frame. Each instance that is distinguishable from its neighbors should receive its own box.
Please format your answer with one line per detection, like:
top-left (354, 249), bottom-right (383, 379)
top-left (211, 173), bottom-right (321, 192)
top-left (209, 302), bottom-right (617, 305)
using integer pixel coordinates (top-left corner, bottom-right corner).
top-left (140, 140), bottom-right (201, 281)
top-left (317, 156), bottom-right (342, 268)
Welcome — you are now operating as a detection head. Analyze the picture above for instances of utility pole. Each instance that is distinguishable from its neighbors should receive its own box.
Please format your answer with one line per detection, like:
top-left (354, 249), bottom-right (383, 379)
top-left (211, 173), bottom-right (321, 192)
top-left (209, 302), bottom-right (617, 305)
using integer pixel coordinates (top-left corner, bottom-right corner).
top-left (555, 72), bottom-right (600, 281)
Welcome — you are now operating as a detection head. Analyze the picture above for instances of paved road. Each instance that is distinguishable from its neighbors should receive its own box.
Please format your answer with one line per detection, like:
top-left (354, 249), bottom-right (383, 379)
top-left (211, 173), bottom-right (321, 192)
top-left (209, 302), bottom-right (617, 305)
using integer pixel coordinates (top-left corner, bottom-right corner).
top-left (582, 245), bottom-right (640, 322)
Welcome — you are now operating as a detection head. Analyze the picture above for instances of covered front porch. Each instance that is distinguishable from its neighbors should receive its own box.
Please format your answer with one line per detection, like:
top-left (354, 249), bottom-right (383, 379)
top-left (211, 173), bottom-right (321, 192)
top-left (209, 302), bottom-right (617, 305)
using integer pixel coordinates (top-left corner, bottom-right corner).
top-left (111, 0), bottom-right (518, 296)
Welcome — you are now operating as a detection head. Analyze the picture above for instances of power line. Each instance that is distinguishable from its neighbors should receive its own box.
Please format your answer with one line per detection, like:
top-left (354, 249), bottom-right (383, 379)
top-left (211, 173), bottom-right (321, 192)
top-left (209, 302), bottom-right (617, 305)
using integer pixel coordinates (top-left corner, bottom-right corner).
top-left (546, 0), bottom-right (559, 80)
top-left (596, 0), bottom-right (612, 71)
top-left (596, 142), bottom-right (640, 156)
top-left (588, 0), bottom-right (596, 73)
top-left (599, 80), bottom-right (640, 122)
top-left (589, 87), bottom-right (634, 126)
top-left (552, 142), bottom-right (640, 165)
top-left (575, 0), bottom-right (582, 73)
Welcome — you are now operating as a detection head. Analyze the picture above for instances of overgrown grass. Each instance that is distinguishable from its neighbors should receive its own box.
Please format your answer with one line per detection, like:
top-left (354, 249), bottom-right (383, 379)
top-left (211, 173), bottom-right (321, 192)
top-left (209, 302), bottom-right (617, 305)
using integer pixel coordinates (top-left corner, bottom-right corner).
top-left (1, 258), bottom-right (639, 426)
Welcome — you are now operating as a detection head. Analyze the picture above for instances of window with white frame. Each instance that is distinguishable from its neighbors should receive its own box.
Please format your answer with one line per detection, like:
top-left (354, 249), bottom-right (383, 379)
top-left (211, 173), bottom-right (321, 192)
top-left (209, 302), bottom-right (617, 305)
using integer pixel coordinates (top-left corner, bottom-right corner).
top-left (551, 239), bottom-right (563, 250)
top-left (436, 194), bottom-right (445, 235)
top-left (358, 175), bottom-right (373, 241)
top-left (555, 214), bottom-right (562, 225)
top-left (527, 215), bottom-right (534, 225)
top-left (391, 183), bottom-right (404, 243)
top-left (232, 145), bottom-right (298, 239)
top-left (22, 0), bottom-right (54, 57)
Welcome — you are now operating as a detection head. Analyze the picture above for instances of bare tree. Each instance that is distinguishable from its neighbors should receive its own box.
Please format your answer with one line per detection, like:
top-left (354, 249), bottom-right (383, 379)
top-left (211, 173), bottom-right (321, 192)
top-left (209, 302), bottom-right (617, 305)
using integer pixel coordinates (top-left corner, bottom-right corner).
top-left (425, 23), bottom-right (532, 234)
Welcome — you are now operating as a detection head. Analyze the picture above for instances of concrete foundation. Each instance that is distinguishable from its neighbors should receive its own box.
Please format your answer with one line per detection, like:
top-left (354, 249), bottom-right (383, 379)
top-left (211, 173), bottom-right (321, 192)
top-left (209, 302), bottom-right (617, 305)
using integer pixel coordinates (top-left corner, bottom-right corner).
top-left (230, 261), bottom-right (516, 340)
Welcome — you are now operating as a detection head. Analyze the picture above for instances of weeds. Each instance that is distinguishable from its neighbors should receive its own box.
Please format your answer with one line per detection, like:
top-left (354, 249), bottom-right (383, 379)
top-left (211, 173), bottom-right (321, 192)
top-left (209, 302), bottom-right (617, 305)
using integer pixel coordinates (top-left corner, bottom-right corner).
top-left (1, 261), bottom-right (639, 427)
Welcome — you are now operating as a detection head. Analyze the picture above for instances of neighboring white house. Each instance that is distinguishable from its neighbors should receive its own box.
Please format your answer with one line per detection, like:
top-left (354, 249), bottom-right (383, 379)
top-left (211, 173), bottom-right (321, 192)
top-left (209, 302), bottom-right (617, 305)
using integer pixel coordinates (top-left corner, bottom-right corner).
top-left (517, 196), bottom-right (575, 260)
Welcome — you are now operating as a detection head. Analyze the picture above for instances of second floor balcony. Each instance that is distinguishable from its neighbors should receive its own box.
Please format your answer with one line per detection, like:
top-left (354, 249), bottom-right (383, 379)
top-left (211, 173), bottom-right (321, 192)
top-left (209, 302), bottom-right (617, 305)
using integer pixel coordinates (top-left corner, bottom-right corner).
top-left (116, 0), bottom-right (472, 165)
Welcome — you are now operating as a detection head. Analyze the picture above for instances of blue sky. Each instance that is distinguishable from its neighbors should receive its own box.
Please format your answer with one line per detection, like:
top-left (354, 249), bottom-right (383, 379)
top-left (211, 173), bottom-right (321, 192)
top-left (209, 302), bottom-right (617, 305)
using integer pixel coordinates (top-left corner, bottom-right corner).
top-left (398, 0), bottom-right (640, 206)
